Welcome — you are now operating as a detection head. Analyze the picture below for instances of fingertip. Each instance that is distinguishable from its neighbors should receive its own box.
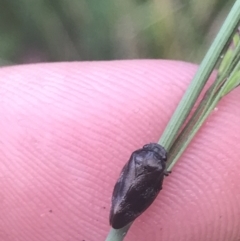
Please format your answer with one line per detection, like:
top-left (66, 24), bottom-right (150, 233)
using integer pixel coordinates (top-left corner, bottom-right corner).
top-left (2, 60), bottom-right (239, 241)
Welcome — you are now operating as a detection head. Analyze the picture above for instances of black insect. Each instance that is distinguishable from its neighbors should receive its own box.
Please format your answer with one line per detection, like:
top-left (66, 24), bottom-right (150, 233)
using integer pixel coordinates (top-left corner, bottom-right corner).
top-left (109, 143), bottom-right (168, 229)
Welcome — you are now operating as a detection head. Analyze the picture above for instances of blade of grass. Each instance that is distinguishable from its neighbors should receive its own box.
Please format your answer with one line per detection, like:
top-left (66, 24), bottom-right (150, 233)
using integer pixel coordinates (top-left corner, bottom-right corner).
top-left (167, 31), bottom-right (240, 170)
top-left (167, 65), bottom-right (240, 171)
top-left (159, 0), bottom-right (240, 151)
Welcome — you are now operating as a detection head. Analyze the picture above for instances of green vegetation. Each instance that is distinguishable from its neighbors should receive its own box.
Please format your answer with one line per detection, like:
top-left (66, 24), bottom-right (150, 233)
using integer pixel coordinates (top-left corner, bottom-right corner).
top-left (0, 0), bottom-right (234, 65)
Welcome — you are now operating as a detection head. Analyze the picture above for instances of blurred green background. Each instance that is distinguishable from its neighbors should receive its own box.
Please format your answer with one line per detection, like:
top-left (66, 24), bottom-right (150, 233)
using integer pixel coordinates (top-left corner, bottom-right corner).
top-left (0, 0), bottom-right (235, 66)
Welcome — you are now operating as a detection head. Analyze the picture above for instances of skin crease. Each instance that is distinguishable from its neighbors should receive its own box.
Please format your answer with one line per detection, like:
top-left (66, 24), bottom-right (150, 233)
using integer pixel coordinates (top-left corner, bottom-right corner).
top-left (0, 60), bottom-right (239, 241)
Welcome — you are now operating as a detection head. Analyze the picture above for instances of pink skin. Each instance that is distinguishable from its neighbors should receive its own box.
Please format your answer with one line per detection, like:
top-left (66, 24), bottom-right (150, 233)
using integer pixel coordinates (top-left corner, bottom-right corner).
top-left (0, 60), bottom-right (239, 241)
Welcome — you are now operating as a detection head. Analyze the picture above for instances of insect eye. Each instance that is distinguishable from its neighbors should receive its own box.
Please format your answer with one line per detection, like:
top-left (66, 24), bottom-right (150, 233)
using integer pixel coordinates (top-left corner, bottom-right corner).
top-left (155, 152), bottom-right (167, 162)
top-left (135, 154), bottom-right (144, 165)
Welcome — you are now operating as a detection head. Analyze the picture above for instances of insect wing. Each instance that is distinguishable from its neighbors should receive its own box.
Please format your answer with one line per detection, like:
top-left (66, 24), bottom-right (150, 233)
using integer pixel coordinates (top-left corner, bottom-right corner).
top-left (109, 155), bottom-right (135, 226)
top-left (110, 169), bottom-right (164, 229)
